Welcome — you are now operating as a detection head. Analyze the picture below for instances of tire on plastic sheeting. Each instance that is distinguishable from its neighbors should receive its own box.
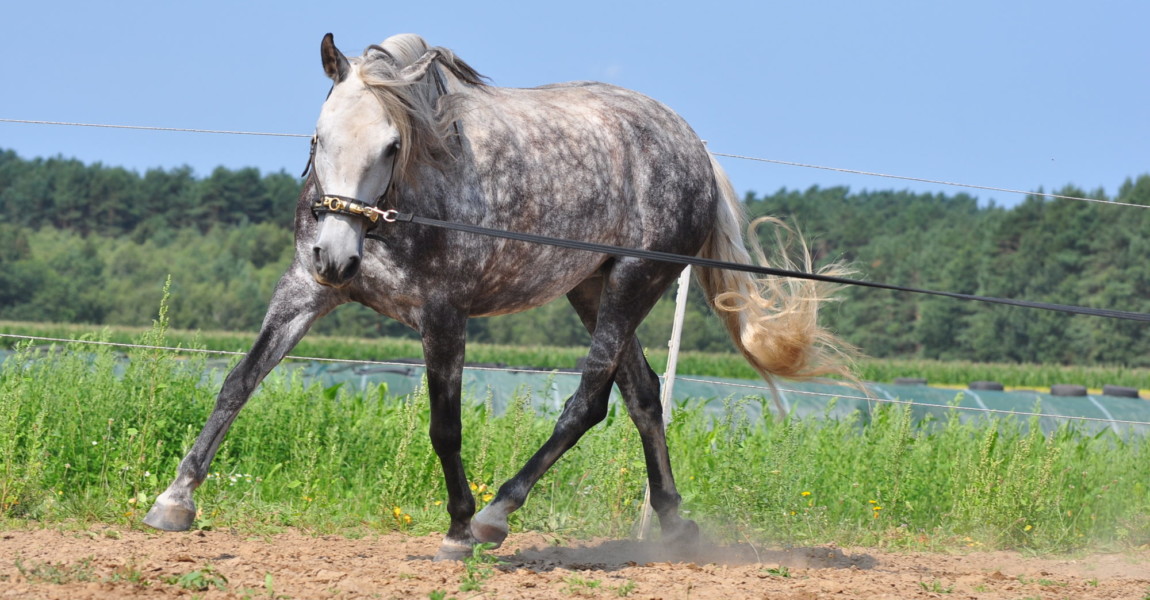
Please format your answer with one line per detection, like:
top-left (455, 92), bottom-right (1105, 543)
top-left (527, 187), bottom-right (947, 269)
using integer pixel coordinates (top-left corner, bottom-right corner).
top-left (968, 381), bottom-right (1004, 391)
top-left (1050, 384), bottom-right (1088, 397)
top-left (1102, 384), bottom-right (1140, 399)
top-left (893, 377), bottom-right (927, 386)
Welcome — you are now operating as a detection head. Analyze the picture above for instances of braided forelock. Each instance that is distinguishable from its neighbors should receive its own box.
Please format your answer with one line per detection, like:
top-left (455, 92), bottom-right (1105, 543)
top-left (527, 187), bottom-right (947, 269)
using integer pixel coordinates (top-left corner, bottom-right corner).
top-left (352, 34), bottom-right (481, 189)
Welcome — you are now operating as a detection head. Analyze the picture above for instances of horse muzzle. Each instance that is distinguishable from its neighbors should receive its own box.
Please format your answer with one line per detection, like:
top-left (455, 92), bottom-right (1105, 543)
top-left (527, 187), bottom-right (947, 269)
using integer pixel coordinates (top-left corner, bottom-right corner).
top-left (310, 211), bottom-right (369, 288)
top-left (311, 245), bottom-right (361, 288)
top-left (308, 193), bottom-right (395, 287)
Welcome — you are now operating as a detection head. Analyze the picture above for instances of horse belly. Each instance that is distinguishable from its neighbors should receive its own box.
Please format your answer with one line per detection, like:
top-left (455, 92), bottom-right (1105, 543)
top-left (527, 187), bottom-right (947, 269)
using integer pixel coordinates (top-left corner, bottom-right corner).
top-left (467, 246), bottom-right (605, 317)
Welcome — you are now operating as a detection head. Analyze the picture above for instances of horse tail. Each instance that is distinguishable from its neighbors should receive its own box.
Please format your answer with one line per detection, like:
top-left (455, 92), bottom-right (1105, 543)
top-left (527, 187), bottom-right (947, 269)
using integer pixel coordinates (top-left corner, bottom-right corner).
top-left (696, 155), bottom-right (858, 386)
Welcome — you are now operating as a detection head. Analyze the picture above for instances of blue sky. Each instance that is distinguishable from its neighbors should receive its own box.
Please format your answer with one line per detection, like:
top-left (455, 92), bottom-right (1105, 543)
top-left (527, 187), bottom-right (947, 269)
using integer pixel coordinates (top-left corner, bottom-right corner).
top-left (2, 1), bottom-right (1147, 207)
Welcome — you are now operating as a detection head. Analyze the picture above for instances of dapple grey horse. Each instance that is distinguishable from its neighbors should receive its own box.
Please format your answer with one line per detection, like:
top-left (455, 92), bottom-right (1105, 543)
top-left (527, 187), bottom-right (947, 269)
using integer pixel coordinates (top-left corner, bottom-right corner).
top-left (145, 33), bottom-right (853, 560)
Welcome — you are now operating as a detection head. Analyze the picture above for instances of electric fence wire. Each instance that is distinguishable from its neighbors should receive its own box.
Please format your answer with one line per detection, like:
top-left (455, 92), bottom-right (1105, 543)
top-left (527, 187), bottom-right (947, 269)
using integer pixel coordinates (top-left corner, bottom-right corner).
top-left (2, 333), bottom-right (1148, 429)
top-left (1, 117), bottom-right (1143, 209)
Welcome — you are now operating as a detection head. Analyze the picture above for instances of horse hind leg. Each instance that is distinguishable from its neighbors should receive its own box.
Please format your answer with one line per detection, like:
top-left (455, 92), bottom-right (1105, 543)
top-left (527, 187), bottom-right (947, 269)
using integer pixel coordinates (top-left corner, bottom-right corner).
top-left (611, 339), bottom-right (699, 544)
top-left (470, 323), bottom-right (617, 547)
top-left (564, 276), bottom-right (698, 544)
top-left (472, 261), bottom-right (696, 546)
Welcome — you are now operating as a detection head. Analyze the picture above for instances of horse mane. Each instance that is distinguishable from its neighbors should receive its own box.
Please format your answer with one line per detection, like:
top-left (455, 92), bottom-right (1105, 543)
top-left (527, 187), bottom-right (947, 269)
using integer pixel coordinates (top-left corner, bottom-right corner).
top-left (352, 33), bottom-right (487, 187)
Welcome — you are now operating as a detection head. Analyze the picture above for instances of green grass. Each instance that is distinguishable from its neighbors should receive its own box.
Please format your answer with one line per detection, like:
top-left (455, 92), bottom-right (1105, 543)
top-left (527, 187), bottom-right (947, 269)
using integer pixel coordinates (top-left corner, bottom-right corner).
top-left (2, 318), bottom-right (1149, 553)
top-left (14, 556), bottom-right (96, 584)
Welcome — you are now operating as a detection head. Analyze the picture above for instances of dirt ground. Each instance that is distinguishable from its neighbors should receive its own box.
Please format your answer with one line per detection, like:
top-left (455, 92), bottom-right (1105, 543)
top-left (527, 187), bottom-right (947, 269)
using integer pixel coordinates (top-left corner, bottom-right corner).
top-left (2, 527), bottom-right (1148, 599)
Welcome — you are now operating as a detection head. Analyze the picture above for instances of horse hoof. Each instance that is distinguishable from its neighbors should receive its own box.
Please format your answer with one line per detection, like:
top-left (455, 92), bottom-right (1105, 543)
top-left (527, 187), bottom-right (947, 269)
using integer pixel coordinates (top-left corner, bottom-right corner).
top-left (470, 521), bottom-right (507, 547)
top-left (471, 507), bottom-right (508, 547)
top-left (142, 496), bottom-right (196, 531)
top-left (433, 538), bottom-right (475, 562)
top-left (663, 518), bottom-right (700, 546)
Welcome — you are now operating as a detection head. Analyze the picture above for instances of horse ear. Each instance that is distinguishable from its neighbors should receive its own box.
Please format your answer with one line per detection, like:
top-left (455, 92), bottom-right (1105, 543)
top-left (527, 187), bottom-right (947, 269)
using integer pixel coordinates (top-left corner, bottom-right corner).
top-left (321, 33), bottom-right (350, 82)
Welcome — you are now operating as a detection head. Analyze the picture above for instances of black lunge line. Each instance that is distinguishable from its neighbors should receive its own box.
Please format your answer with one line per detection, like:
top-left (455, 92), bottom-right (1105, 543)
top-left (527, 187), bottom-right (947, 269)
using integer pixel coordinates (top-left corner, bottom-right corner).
top-left (374, 210), bottom-right (1150, 323)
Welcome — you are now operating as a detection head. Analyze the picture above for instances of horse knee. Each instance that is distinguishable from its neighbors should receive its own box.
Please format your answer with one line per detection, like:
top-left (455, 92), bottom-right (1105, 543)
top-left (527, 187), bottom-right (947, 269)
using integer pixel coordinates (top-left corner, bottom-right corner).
top-left (429, 424), bottom-right (462, 457)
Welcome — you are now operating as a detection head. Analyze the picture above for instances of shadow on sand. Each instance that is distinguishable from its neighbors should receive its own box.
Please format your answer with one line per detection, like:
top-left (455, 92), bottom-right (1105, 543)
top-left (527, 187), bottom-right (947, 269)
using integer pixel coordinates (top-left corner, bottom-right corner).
top-left (488, 536), bottom-right (877, 573)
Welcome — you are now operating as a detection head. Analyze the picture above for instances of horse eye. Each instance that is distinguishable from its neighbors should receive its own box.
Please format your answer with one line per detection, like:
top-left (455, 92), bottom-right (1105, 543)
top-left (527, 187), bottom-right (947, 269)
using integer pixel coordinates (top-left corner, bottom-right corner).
top-left (385, 140), bottom-right (401, 158)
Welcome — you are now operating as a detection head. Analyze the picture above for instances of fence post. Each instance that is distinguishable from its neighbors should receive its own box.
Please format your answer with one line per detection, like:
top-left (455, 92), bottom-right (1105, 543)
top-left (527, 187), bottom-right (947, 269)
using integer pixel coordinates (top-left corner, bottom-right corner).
top-left (637, 265), bottom-right (691, 540)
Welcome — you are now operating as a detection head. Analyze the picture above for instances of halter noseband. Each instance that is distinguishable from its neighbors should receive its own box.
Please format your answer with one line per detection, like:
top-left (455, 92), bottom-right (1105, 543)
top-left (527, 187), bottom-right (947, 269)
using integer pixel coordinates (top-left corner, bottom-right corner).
top-left (312, 194), bottom-right (384, 223)
top-left (303, 134), bottom-right (398, 227)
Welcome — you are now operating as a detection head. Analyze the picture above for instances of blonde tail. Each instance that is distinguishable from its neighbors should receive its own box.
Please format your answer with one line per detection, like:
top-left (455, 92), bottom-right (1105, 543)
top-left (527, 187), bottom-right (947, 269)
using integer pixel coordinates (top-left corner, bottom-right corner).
top-left (696, 156), bottom-right (858, 386)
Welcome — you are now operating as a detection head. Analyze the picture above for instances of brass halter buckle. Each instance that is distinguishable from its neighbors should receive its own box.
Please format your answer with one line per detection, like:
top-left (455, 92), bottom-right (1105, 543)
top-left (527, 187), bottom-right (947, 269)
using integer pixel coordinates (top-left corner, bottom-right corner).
top-left (314, 195), bottom-right (381, 223)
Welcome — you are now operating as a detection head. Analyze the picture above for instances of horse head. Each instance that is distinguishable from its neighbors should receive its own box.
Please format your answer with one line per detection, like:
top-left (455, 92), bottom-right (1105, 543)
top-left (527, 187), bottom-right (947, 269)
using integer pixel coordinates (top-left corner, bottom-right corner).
top-left (309, 33), bottom-right (487, 287)
top-left (307, 34), bottom-right (391, 286)
top-left (310, 33), bottom-right (452, 287)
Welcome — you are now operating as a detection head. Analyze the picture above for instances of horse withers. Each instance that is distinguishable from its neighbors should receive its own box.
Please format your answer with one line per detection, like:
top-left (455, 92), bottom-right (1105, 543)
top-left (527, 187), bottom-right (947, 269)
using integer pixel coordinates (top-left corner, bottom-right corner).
top-left (144, 33), bottom-right (854, 560)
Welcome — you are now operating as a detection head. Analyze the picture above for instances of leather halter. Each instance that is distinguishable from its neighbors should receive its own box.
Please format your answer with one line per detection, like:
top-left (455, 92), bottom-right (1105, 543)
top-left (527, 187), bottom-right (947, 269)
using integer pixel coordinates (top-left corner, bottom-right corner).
top-left (312, 194), bottom-right (383, 223)
top-left (303, 134), bottom-right (397, 229)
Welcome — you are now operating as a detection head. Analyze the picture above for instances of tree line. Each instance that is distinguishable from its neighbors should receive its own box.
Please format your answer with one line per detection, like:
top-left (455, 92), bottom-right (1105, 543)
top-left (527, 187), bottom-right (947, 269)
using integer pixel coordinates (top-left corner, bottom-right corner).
top-left (2, 148), bottom-right (1148, 366)
top-left (751, 179), bottom-right (1150, 366)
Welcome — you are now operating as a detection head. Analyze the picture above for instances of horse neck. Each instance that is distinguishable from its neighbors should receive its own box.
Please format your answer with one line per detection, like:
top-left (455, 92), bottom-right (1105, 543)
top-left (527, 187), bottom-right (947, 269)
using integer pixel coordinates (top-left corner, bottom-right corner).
top-left (394, 80), bottom-right (487, 213)
top-left (391, 162), bottom-right (477, 222)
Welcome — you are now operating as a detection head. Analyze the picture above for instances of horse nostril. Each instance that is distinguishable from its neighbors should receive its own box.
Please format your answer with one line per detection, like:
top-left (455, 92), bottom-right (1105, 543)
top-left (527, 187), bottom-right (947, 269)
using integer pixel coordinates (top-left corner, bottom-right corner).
top-left (341, 255), bottom-right (361, 281)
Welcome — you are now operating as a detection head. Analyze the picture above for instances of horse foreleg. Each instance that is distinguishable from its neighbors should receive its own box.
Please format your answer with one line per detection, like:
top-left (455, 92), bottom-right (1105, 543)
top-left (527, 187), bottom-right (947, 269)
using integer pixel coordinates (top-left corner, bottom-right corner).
top-left (143, 271), bottom-right (334, 531)
top-left (420, 307), bottom-right (478, 561)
